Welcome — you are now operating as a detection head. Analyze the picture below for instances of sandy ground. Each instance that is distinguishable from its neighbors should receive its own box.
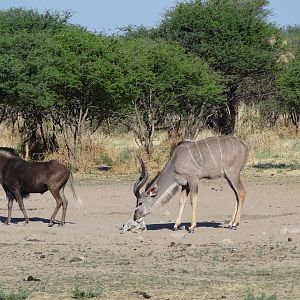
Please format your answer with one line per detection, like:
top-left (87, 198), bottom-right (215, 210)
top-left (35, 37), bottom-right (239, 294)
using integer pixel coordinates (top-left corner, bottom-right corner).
top-left (0, 175), bottom-right (299, 300)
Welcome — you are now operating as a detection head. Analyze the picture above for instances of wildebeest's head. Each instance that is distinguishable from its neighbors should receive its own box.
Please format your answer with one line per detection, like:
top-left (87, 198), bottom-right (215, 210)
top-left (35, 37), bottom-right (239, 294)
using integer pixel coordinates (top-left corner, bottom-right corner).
top-left (0, 147), bottom-right (20, 158)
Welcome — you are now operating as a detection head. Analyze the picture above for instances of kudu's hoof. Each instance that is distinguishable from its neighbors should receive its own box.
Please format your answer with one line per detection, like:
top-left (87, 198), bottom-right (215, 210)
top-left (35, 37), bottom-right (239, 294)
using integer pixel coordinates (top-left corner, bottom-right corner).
top-left (188, 227), bottom-right (195, 233)
top-left (173, 225), bottom-right (186, 231)
top-left (228, 224), bottom-right (237, 230)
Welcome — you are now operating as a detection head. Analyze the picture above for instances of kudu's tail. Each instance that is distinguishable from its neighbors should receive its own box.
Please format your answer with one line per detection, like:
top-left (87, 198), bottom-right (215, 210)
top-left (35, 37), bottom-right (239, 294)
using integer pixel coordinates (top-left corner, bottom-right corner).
top-left (69, 171), bottom-right (83, 208)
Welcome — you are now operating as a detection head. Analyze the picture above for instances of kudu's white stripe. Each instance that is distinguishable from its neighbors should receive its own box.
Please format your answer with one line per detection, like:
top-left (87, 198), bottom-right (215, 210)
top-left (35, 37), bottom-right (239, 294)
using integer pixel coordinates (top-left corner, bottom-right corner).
top-left (240, 143), bottom-right (245, 157)
top-left (186, 144), bottom-right (204, 172)
top-left (217, 136), bottom-right (223, 166)
top-left (205, 139), bottom-right (217, 166)
top-left (195, 142), bottom-right (203, 162)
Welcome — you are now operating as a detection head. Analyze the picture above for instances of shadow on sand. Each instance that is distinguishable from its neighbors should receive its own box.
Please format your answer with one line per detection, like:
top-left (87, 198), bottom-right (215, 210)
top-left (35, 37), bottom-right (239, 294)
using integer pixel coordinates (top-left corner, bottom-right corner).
top-left (0, 215), bottom-right (75, 226)
top-left (146, 221), bottom-right (222, 231)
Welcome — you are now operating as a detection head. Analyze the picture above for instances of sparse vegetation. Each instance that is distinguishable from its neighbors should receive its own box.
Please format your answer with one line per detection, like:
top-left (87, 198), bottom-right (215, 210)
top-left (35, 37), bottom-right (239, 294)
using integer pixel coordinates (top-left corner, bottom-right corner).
top-left (0, 286), bottom-right (29, 300)
top-left (72, 284), bottom-right (104, 299)
top-left (246, 291), bottom-right (277, 300)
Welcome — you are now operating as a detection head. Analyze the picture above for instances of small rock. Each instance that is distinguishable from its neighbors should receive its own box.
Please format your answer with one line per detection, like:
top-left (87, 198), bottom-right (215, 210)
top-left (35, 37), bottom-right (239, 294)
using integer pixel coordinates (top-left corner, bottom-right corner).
top-left (287, 237), bottom-right (292, 242)
top-left (24, 275), bottom-right (40, 282)
top-left (134, 291), bottom-right (151, 299)
top-left (137, 235), bottom-right (144, 242)
top-left (70, 256), bottom-right (85, 262)
top-left (169, 242), bottom-right (176, 247)
top-left (96, 165), bottom-right (112, 171)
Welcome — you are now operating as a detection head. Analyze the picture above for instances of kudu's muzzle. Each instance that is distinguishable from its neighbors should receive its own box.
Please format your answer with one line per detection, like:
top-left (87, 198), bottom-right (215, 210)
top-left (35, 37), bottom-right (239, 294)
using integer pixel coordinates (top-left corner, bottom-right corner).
top-left (133, 207), bottom-right (143, 221)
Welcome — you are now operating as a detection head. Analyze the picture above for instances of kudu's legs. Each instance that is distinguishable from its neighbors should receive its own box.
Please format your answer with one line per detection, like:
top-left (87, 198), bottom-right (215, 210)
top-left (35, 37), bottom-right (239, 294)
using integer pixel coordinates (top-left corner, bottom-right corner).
top-left (174, 186), bottom-right (189, 231)
top-left (224, 173), bottom-right (246, 229)
top-left (188, 180), bottom-right (198, 233)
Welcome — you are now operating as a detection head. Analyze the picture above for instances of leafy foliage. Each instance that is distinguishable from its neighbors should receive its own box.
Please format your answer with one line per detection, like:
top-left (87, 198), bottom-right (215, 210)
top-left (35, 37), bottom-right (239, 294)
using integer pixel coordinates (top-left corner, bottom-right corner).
top-left (157, 0), bottom-right (281, 133)
top-left (112, 37), bottom-right (225, 153)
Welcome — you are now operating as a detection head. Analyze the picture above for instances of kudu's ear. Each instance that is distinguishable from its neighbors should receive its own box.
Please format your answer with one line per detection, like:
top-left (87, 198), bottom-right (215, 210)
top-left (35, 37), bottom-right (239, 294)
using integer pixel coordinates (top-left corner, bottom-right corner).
top-left (147, 185), bottom-right (158, 197)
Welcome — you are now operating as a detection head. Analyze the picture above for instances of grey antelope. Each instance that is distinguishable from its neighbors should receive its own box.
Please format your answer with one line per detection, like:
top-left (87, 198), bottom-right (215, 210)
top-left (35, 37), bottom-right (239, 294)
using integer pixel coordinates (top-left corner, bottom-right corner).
top-left (133, 136), bottom-right (248, 232)
top-left (0, 147), bottom-right (82, 226)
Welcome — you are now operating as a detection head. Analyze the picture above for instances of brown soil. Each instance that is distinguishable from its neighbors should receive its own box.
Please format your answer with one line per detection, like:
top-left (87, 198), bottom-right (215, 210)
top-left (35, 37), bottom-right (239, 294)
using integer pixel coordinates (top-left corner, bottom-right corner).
top-left (0, 175), bottom-right (299, 300)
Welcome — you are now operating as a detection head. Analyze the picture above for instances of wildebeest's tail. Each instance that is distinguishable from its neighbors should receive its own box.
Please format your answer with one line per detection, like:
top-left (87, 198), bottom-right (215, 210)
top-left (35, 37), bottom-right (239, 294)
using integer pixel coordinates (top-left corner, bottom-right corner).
top-left (69, 171), bottom-right (83, 208)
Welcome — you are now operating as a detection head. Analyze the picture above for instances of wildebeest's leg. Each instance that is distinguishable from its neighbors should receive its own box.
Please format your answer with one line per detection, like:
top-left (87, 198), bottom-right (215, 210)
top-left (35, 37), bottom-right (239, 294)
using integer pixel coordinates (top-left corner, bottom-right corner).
top-left (13, 189), bottom-right (29, 224)
top-left (49, 184), bottom-right (68, 226)
top-left (224, 172), bottom-right (246, 229)
top-left (49, 191), bottom-right (63, 227)
top-left (3, 187), bottom-right (14, 224)
top-left (59, 186), bottom-right (68, 226)
top-left (188, 179), bottom-right (198, 233)
top-left (174, 186), bottom-right (189, 231)
top-left (5, 199), bottom-right (14, 225)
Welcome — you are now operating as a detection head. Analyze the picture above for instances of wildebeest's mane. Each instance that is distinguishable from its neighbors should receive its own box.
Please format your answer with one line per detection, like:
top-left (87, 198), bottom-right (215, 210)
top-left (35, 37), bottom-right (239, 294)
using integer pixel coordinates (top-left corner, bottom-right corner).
top-left (0, 147), bottom-right (20, 158)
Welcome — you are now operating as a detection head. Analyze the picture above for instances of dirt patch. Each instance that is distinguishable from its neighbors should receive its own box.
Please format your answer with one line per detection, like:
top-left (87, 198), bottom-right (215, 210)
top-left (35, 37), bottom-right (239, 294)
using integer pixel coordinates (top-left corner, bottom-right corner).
top-left (0, 176), bottom-right (299, 299)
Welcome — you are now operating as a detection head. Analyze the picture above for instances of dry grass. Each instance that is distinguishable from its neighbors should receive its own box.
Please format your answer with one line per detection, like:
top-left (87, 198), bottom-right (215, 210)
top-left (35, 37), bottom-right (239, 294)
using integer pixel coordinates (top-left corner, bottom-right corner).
top-left (0, 110), bottom-right (299, 178)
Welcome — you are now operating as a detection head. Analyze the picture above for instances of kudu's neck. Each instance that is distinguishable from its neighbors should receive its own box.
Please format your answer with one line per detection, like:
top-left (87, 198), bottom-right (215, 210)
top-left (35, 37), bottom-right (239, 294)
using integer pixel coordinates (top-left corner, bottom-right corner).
top-left (153, 161), bottom-right (179, 206)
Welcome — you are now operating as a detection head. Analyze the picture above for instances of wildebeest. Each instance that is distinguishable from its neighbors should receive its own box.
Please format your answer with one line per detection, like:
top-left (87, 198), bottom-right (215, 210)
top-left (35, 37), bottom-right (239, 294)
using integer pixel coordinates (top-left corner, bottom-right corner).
top-left (0, 147), bottom-right (81, 226)
top-left (133, 136), bottom-right (248, 232)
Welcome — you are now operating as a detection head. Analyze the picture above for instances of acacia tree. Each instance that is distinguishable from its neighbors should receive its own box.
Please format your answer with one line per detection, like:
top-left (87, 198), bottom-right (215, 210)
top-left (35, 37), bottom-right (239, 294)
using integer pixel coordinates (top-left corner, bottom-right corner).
top-left (0, 8), bottom-right (69, 157)
top-left (113, 37), bottom-right (225, 155)
top-left (157, 0), bottom-right (280, 133)
top-left (276, 49), bottom-right (300, 132)
top-left (45, 26), bottom-right (121, 166)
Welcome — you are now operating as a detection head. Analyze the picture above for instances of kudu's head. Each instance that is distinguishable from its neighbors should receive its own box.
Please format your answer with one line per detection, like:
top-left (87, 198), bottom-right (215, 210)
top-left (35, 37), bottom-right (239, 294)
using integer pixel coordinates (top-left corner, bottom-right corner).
top-left (133, 159), bottom-right (180, 221)
top-left (133, 159), bottom-right (159, 221)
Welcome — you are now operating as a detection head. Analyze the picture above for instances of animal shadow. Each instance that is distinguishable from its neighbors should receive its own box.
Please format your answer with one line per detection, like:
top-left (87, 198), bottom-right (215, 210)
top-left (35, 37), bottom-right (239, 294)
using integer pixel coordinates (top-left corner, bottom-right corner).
top-left (146, 221), bottom-right (222, 231)
top-left (0, 215), bottom-right (75, 225)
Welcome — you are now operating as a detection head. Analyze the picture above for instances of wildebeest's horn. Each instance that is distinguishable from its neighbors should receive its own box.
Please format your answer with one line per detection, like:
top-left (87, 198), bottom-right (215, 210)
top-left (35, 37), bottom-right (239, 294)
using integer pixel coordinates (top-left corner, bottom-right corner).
top-left (133, 158), bottom-right (148, 198)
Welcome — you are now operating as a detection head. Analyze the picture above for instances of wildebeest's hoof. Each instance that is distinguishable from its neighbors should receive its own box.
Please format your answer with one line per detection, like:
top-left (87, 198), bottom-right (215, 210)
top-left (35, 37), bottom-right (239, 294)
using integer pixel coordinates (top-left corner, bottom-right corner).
top-left (48, 222), bottom-right (54, 227)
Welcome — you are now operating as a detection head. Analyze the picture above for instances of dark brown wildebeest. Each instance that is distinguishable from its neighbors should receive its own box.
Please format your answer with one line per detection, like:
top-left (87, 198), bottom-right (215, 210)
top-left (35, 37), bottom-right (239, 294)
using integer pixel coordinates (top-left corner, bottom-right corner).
top-left (0, 147), bottom-right (81, 226)
top-left (133, 136), bottom-right (248, 232)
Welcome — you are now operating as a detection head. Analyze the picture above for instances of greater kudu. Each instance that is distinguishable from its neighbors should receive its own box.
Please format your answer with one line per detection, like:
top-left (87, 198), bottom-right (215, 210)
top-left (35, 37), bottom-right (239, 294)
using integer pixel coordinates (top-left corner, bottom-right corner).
top-left (133, 136), bottom-right (248, 232)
